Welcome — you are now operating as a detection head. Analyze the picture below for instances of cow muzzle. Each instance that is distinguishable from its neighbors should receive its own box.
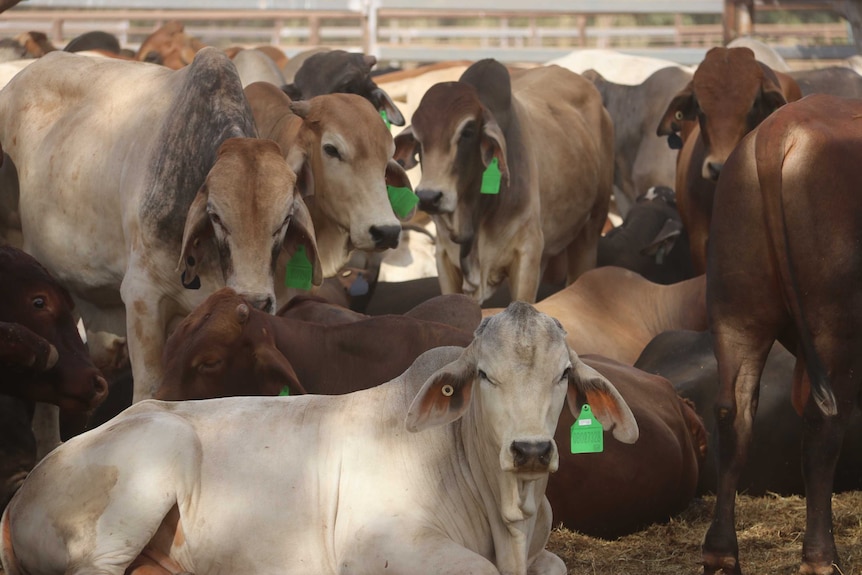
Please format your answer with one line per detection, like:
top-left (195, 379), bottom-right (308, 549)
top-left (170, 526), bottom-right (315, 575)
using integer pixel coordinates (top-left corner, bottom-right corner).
top-left (510, 440), bottom-right (556, 473)
top-left (369, 225), bottom-right (401, 250)
top-left (416, 189), bottom-right (444, 213)
top-left (244, 293), bottom-right (275, 314)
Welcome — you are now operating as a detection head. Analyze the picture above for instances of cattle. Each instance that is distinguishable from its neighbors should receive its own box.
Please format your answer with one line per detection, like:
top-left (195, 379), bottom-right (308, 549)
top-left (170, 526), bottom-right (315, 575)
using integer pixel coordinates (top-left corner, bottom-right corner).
top-left (62, 30), bottom-right (122, 55)
top-left (726, 36), bottom-right (791, 72)
top-left (0, 302), bottom-right (639, 575)
top-left (789, 66), bottom-right (862, 99)
top-left (0, 49), bottom-right (321, 403)
top-left (701, 94), bottom-right (862, 575)
top-left (547, 48), bottom-right (693, 85)
top-left (635, 329), bottom-right (862, 497)
top-left (0, 246), bottom-right (107, 410)
top-left (135, 20), bottom-right (205, 68)
top-left (657, 46), bottom-right (801, 274)
top-left (394, 59), bottom-right (613, 303)
top-left (486, 266), bottom-right (707, 365)
top-left (154, 287), bottom-right (475, 399)
top-left (282, 49), bottom-right (405, 126)
top-left (584, 66), bottom-right (692, 215)
top-left (245, 81), bottom-right (410, 278)
top-left (597, 186), bottom-right (694, 285)
top-left (232, 47), bottom-right (286, 87)
top-left (550, 354), bottom-right (706, 538)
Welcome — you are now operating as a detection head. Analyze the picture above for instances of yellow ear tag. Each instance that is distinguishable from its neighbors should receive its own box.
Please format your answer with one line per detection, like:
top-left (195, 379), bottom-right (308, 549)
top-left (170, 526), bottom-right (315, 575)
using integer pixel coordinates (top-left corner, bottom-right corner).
top-left (285, 245), bottom-right (313, 290)
top-left (480, 157), bottom-right (502, 195)
top-left (571, 404), bottom-right (604, 454)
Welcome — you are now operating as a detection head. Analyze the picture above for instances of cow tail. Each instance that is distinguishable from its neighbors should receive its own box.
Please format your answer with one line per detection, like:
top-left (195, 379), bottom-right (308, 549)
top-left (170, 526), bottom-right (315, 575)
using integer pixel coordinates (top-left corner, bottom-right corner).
top-left (754, 116), bottom-right (838, 417)
top-left (0, 506), bottom-right (22, 575)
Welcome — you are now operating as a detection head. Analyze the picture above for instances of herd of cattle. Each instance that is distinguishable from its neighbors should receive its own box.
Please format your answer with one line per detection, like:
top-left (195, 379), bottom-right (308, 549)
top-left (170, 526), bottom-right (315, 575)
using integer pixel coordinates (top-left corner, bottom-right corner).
top-left (0, 18), bottom-right (861, 575)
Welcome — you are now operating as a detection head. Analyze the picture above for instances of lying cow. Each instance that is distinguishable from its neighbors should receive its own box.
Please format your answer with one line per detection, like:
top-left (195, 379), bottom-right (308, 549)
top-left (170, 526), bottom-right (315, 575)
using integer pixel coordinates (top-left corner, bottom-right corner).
top-left (657, 46), bottom-right (801, 273)
top-left (245, 81), bottom-right (411, 277)
top-left (0, 302), bottom-right (638, 575)
top-left (0, 49), bottom-right (321, 402)
top-left (702, 94), bottom-right (862, 575)
top-left (394, 58), bottom-right (613, 303)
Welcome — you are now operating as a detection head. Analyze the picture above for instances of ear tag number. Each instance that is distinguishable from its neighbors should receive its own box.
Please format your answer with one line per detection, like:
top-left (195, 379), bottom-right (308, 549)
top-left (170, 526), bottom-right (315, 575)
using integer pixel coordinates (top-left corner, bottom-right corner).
top-left (480, 157), bottom-right (502, 195)
top-left (279, 386), bottom-right (291, 396)
top-left (285, 245), bottom-right (313, 290)
top-left (380, 109), bottom-right (391, 129)
top-left (387, 185), bottom-right (419, 218)
top-left (571, 404), bottom-right (603, 454)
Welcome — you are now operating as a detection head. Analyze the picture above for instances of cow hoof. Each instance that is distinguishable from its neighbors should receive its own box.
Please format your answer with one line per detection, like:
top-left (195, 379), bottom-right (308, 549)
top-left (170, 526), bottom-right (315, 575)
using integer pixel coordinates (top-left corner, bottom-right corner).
top-left (798, 561), bottom-right (841, 575)
top-left (702, 554), bottom-right (742, 575)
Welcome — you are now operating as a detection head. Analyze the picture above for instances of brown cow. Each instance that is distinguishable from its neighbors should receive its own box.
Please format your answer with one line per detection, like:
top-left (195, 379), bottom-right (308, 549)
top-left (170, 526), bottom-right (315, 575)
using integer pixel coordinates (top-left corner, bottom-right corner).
top-left (656, 46), bottom-right (801, 273)
top-left (485, 266), bottom-right (707, 365)
top-left (155, 288), bottom-right (474, 400)
top-left (702, 94), bottom-right (862, 575)
top-left (0, 246), bottom-right (107, 410)
top-left (135, 20), bottom-right (206, 69)
top-left (394, 58), bottom-right (613, 303)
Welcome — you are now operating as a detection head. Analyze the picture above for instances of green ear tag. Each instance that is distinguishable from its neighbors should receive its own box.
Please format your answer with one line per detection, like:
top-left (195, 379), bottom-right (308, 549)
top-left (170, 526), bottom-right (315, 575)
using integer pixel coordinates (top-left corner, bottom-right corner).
top-left (380, 109), bottom-right (391, 130)
top-left (387, 185), bottom-right (419, 218)
top-left (480, 157), bottom-right (502, 195)
top-left (285, 245), bottom-right (313, 290)
top-left (279, 386), bottom-right (291, 396)
top-left (571, 404), bottom-right (604, 454)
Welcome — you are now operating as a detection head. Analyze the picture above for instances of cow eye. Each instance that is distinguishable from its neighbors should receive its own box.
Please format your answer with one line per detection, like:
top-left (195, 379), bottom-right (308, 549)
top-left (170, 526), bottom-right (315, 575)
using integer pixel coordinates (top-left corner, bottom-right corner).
top-left (460, 124), bottom-right (477, 140)
top-left (197, 358), bottom-right (223, 374)
top-left (323, 144), bottom-right (341, 160)
top-left (32, 296), bottom-right (46, 309)
top-left (560, 367), bottom-right (572, 382)
top-left (209, 212), bottom-right (222, 227)
top-left (478, 369), bottom-right (487, 380)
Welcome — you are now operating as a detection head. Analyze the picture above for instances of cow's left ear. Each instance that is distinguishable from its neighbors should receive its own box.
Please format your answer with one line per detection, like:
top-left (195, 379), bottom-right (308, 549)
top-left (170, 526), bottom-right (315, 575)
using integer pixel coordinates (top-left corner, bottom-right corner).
top-left (405, 346), bottom-right (476, 432)
top-left (371, 87), bottom-right (405, 127)
top-left (566, 350), bottom-right (639, 444)
top-left (480, 111), bottom-right (510, 185)
top-left (385, 159), bottom-right (417, 221)
top-left (283, 193), bottom-right (323, 287)
top-left (177, 184), bottom-right (212, 289)
top-left (253, 341), bottom-right (307, 396)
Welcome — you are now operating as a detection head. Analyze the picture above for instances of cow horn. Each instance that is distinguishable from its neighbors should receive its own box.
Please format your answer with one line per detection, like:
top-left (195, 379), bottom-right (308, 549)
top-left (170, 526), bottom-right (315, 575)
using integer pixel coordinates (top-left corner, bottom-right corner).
top-left (236, 303), bottom-right (249, 323)
top-left (45, 344), bottom-right (59, 370)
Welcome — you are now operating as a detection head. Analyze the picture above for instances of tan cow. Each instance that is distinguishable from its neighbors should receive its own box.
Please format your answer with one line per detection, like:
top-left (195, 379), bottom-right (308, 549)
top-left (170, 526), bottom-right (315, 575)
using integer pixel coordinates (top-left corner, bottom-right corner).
top-left (245, 81), bottom-right (412, 278)
top-left (394, 59), bottom-right (613, 303)
top-left (656, 46), bottom-right (801, 273)
top-left (135, 20), bottom-right (206, 69)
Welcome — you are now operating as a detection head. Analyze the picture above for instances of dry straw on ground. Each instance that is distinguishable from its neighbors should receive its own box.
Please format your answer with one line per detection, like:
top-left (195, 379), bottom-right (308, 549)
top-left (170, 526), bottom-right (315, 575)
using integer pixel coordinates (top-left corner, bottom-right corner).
top-left (548, 491), bottom-right (862, 575)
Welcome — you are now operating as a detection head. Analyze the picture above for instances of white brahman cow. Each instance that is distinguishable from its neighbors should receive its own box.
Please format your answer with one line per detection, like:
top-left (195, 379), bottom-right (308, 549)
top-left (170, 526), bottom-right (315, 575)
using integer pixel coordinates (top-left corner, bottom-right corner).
top-left (0, 302), bottom-right (638, 575)
top-left (0, 48), bottom-right (321, 403)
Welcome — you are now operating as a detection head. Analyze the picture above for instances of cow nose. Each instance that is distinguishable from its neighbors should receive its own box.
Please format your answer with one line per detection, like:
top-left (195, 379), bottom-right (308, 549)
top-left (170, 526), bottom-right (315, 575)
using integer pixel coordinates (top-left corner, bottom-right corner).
top-left (416, 189), bottom-right (443, 213)
top-left (369, 225), bottom-right (401, 250)
top-left (706, 161), bottom-right (723, 181)
top-left (511, 440), bottom-right (554, 469)
top-left (246, 295), bottom-right (275, 314)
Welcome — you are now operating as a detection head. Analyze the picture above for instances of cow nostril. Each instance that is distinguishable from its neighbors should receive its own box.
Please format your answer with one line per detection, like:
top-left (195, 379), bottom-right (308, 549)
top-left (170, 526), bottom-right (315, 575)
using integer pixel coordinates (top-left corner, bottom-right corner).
top-left (416, 189), bottom-right (443, 213)
top-left (511, 440), bottom-right (554, 469)
top-left (248, 295), bottom-right (275, 314)
top-left (707, 161), bottom-right (723, 181)
top-left (369, 225), bottom-right (401, 250)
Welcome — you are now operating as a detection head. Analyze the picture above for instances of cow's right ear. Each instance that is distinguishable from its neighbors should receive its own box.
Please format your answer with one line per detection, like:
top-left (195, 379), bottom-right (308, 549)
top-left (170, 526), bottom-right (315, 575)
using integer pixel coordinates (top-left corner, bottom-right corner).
top-left (405, 346), bottom-right (476, 432)
top-left (657, 83), bottom-right (696, 137)
top-left (480, 113), bottom-right (510, 185)
top-left (393, 126), bottom-right (420, 170)
top-left (177, 184), bottom-right (212, 289)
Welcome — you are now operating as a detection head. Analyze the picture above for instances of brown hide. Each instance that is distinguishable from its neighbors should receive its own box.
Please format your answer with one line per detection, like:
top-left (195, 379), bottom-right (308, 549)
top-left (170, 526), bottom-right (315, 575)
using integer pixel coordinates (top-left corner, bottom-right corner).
top-left (702, 94), bottom-right (862, 575)
top-left (0, 246), bottom-right (107, 410)
top-left (135, 20), bottom-right (205, 69)
top-left (657, 47), bottom-right (801, 274)
top-left (485, 266), bottom-right (707, 365)
top-left (157, 288), bottom-right (474, 400)
top-left (548, 354), bottom-right (705, 538)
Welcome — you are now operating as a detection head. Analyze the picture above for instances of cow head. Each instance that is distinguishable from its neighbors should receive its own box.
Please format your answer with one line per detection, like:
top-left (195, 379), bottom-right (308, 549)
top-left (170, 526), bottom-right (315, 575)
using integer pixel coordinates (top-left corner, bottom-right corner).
top-left (136, 20), bottom-right (205, 69)
top-left (0, 246), bottom-right (108, 411)
top-left (283, 49), bottom-right (404, 126)
top-left (406, 302), bottom-right (638, 487)
top-left (286, 94), bottom-right (410, 277)
top-left (657, 46), bottom-right (791, 181)
top-left (158, 288), bottom-right (305, 400)
top-left (177, 138), bottom-right (322, 313)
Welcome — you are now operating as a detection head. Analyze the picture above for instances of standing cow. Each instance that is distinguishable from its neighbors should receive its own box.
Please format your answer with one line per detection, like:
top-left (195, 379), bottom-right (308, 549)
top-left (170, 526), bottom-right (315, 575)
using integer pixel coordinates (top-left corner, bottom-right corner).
top-left (702, 94), bottom-right (862, 575)
top-left (0, 49), bottom-right (321, 403)
top-left (0, 302), bottom-right (638, 575)
top-left (394, 59), bottom-right (613, 303)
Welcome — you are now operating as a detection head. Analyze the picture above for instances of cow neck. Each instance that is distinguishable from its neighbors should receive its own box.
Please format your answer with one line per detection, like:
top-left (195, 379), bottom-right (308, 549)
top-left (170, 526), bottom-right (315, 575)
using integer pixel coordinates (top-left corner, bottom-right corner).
top-left (458, 390), bottom-right (545, 575)
top-left (651, 274), bottom-right (708, 335)
top-left (302, 198), bottom-right (350, 279)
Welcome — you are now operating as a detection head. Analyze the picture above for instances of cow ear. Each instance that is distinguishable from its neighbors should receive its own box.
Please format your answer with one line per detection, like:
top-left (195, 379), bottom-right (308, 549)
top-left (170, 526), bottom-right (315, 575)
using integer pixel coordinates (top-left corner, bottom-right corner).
top-left (566, 351), bottom-right (639, 444)
top-left (760, 68), bottom-right (793, 115)
top-left (385, 159), bottom-right (417, 221)
top-left (253, 341), bottom-right (307, 396)
top-left (406, 347), bottom-right (476, 432)
top-left (371, 87), bottom-right (405, 127)
top-left (283, 194), bottom-right (323, 287)
top-left (393, 126), bottom-right (419, 170)
top-left (177, 184), bottom-right (212, 289)
top-left (657, 83), bottom-right (696, 136)
top-left (480, 113), bottom-right (510, 185)
top-left (286, 146), bottom-right (314, 199)
top-left (281, 83), bottom-right (302, 101)
top-left (639, 218), bottom-right (683, 258)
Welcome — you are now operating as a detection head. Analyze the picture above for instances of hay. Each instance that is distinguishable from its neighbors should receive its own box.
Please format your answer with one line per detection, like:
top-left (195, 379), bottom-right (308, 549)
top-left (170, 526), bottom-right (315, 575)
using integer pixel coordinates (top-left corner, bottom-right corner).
top-left (549, 491), bottom-right (862, 574)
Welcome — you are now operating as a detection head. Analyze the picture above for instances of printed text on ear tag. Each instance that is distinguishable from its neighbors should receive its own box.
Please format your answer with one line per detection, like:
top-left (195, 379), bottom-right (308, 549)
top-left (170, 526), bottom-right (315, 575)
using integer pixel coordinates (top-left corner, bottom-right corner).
top-left (380, 109), bottom-right (391, 130)
top-left (279, 386), bottom-right (290, 396)
top-left (387, 185), bottom-right (419, 218)
top-left (481, 157), bottom-right (502, 195)
top-left (285, 245), bottom-right (313, 290)
top-left (571, 404), bottom-right (603, 454)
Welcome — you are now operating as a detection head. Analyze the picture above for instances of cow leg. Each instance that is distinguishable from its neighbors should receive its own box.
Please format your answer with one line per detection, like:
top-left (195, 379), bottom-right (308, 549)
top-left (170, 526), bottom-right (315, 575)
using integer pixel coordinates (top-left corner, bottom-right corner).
top-left (702, 330), bottom-right (773, 575)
